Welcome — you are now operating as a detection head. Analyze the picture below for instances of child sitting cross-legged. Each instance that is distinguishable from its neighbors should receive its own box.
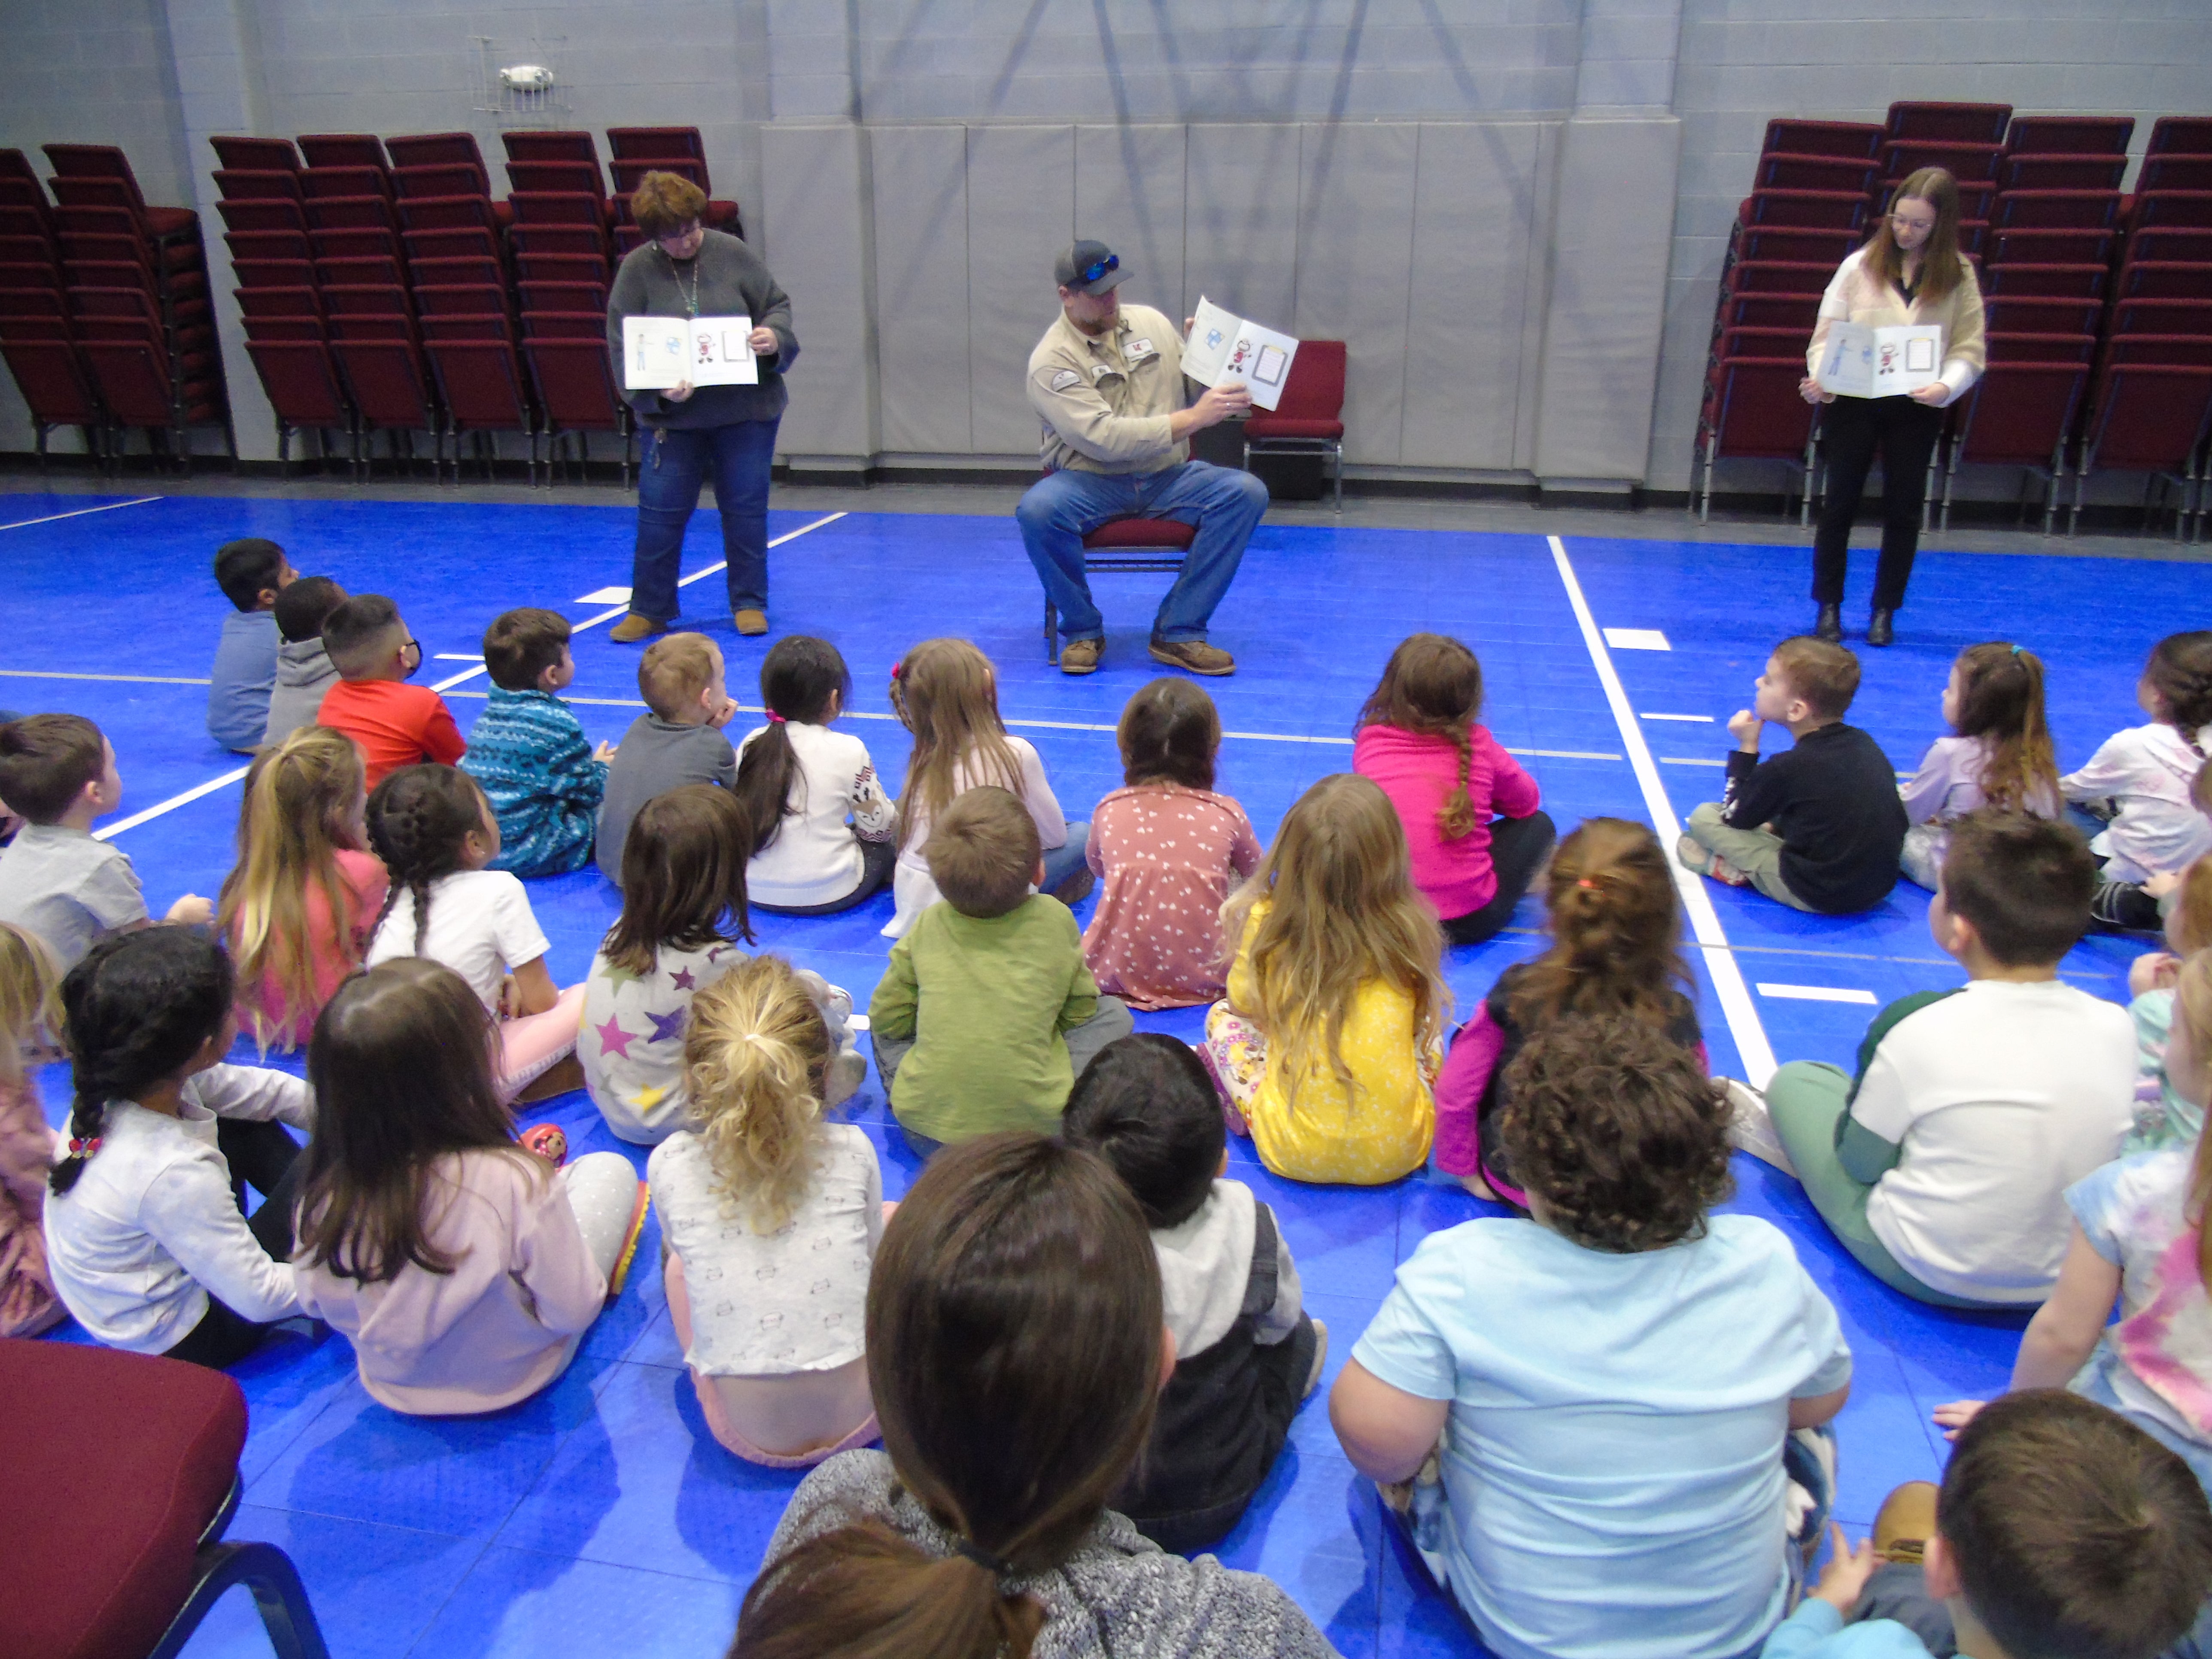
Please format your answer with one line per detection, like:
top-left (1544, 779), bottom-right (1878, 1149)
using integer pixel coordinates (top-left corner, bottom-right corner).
top-left (316, 594), bottom-right (466, 789)
top-left (459, 607), bottom-right (613, 878)
top-left (207, 537), bottom-right (295, 752)
top-left (1897, 641), bottom-right (2060, 891)
top-left (1679, 636), bottom-right (1907, 914)
top-left (2064, 630), bottom-right (2212, 932)
top-left (365, 764), bottom-right (586, 1103)
top-left (1202, 773), bottom-right (1448, 1186)
top-left (1434, 816), bottom-right (1706, 1203)
top-left (262, 575), bottom-right (348, 748)
top-left (292, 959), bottom-right (649, 1415)
top-left (0, 714), bottom-right (211, 972)
top-left (1770, 1392), bottom-right (2212, 1659)
top-left (1082, 677), bottom-right (1263, 1010)
top-left (1332, 1012), bottom-right (1851, 1659)
top-left (580, 784), bottom-right (863, 1146)
top-left (1743, 812), bottom-right (2134, 1308)
top-left (868, 785), bottom-right (1132, 1155)
top-left (650, 955), bottom-right (884, 1467)
top-left (1063, 1033), bottom-right (1323, 1552)
top-left (596, 632), bottom-right (739, 887)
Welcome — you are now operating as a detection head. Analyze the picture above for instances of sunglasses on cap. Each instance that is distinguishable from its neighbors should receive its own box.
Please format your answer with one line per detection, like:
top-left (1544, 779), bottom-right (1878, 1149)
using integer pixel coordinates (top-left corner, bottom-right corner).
top-left (1073, 252), bottom-right (1119, 286)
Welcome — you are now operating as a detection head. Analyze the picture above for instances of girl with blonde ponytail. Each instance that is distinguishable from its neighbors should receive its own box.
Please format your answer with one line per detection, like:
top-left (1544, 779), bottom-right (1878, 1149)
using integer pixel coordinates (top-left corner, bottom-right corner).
top-left (1433, 817), bottom-right (1705, 1204)
top-left (1354, 633), bottom-right (1555, 945)
top-left (733, 1133), bottom-right (1335, 1659)
top-left (216, 725), bottom-right (387, 1048)
top-left (649, 955), bottom-right (884, 1466)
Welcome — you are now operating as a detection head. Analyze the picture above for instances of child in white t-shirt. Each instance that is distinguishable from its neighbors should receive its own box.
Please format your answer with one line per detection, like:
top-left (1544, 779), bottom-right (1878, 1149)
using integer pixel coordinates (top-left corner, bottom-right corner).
top-left (2064, 630), bottom-right (2212, 930)
top-left (649, 954), bottom-right (883, 1467)
top-left (364, 764), bottom-right (583, 1102)
top-left (580, 785), bottom-right (863, 1144)
top-left (732, 636), bottom-right (897, 915)
top-left (1758, 813), bottom-right (2133, 1308)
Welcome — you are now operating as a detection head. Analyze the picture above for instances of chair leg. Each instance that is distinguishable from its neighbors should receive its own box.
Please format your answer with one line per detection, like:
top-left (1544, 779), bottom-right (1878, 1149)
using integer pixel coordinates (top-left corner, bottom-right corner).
top-left (1332, 440), bottom-right (1342, 514)
top-left (146, 1540), bottom-right (331, 1659)
top-left (1699, 434), bottom-right (1714, 525)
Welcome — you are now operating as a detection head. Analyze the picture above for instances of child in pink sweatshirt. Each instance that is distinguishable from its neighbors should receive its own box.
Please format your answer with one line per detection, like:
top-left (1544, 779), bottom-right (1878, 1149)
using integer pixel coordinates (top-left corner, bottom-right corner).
top-left (291, 958), bottom-right (648, 1415)
top-left (1352, 634), bottom-right (1553, 945)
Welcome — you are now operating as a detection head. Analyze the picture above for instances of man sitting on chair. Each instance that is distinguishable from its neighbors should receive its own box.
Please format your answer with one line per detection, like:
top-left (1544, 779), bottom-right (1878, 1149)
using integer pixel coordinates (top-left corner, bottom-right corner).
top-left (1018, 241), bottom-right (1270, 677)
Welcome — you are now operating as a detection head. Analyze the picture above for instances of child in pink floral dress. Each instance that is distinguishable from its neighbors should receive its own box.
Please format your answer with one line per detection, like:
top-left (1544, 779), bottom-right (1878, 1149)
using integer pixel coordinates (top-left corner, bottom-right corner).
top-left (1083, 680), bottom-right (1263, 1011)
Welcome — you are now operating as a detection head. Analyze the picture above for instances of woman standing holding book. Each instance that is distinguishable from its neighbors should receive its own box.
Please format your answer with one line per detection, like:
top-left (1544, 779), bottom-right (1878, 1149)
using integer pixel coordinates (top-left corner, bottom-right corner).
top-left (606, 171), bottom-right (798, 646)
top-left (1799, 166), bottom-right (1986, 648)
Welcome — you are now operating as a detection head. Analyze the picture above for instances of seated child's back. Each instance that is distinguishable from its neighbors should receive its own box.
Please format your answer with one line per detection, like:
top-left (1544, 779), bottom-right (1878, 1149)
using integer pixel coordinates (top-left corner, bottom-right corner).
top-left (460, 608), bottom-right (609, 878)
top-left (262, 576), bottom-right (347, 747)
top-left (315, 594), bottom-right (465, 788)
top-left (207, 537), bottom-right (292, 751)
top-left (1064, 1034), bottom-right (1319, 1552)
top-left (597, 632), bottom-right (737, 886)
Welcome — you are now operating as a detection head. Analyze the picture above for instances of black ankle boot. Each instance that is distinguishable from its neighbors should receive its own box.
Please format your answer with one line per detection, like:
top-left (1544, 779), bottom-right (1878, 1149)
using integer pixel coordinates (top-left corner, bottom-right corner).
top-left (1814, 603), bottom-right (1843, 643)
top-left (1867, 609), bottom-right (1895, 647)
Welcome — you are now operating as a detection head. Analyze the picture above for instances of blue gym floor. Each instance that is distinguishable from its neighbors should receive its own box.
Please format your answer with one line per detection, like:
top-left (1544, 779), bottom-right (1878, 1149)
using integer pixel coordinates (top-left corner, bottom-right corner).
top-left (3, 485), bottom-right (2199, 1658)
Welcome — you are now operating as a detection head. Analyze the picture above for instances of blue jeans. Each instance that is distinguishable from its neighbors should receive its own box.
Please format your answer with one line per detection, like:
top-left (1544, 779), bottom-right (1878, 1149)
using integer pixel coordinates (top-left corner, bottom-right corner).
top-left (629, 418), bottom-right (780, 622)
top-left (1015, 461), bottom-right (1268, 644)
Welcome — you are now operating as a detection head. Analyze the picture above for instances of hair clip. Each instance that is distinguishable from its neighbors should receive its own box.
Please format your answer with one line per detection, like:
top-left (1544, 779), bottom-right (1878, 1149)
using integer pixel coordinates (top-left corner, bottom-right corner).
top-left (951, 1536), bottom-right (1016, 1578)
top-left (67, 1136), bottom-right (100, 1156)
top-left (2009, 643), bottom-right (2023, 655)
top-left (765, 711), bottom-right (785, 724)
top-left (890, 660), bottom-right (904, 681)
top-left (1577, 877), bottom-right (1597, 889)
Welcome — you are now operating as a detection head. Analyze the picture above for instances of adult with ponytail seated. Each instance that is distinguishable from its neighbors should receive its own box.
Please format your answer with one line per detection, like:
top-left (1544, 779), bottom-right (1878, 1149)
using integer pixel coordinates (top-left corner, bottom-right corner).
top-left (1800, 167), bottom-right (1986, 649)
top-left (606, 171), bottom-right (797, 646)
top-left (730, 1132), bottom-right (1337, 1659)
top-left (42, 928), bottom-right (313, 1370)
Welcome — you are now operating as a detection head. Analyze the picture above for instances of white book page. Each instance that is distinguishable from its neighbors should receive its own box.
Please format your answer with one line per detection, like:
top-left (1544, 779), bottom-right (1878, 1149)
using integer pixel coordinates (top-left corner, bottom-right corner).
top-left (684, 314), bottom-right (758, 387)
top-left (1182, 295), bottom-right (1241, 386)
top-left (1869, 324), bottom-right (1942, 396)
top-left (623, 316), bottom-right (689, 391)
top-left (1814, 321), bottom-right (1875, 399)
top-left (1223, 319), bottom-right (1300, 411)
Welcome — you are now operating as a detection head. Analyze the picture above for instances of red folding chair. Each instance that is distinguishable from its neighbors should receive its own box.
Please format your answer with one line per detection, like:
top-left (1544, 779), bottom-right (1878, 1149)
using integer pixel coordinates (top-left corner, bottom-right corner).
top-left (504, 131), bottom-right (599, 165)
top-left (1983, 331), bottom-right (2095, 363)
top-left (1986, 228), bottom-right (2113, 265)
top-left (1714, 326), bottom-right (1805, 362)
top-left (608, 126), bottom-right (707, 168)
top-left (1998, 155), bottom-right (2128, 193)
top-left (506, 161), bottom-right (604, 198)
top-left (2132, 194), bottom-right (2212, 231)
top-left (385, 133), bottom-right (489, 171)
top-left (1882, 141), bottom-right (2001, 182)
top-left (1756, 155), bottom-right (1881, 195)
top-left (315, 255), bottom-right (404, 289)
top-left (1740, 190), bottom-right (1869, 232)
top-left (240, 315), bottom-right (324, 343)
top-left (509, 192), bottom-right (610, 230)
top-left (1728, 225), bottom-right (1858, 270)
top-left (1038, 508), bottom-right (1199, 663)
top-left (1887, 102), bottom-right (2011, 146)
top-left (2106, 335), bottom-right (2212, 368)
top-left (323, 283), bottom-right (414, 319)
top-left (234, 258), bottom-right (317, 289)
top-left (332, 335), bottom-right (441, 478)
top-left (1721, 260), bottom-right (1833, 298)
top-left (1717, 292), bottom-right (1819, 334)
top-left (426, 337), bottom-right (540, 483)
top-left (392, 163), bottom-right (492, 201)
top-left (210, 135), bottom-right (301, 172)
top-left (1242, 339), bottom-right (1346, 512)
top-left (2125, 228), bottom-right (2212, 266)
top-left (414, 283), bottom-right (509, 316)
top-left (396, 196), bottom-right (497, 235)
top-left (80, 335), bottom-right (233, 474)
top-left (2150, 119), bottom-right (2212, 158)
top-left (0, 336), bottom-right (106, 470)
top-left (401, 226), bottom-right (499, 263)
top-left (43, 145), bottom-right (198, 240)
top-left (523, 334), bottom-right (632, 485)
top-left (1983, 263), bottom-right (2108, 300)
top-left (2072, 364), bottom-right (2212, 537)
top-left (304, 196), bottom-right (396, 232)
top-left (514, 251), bottom-right (608, 286)
top-left (1761, 121), bottom-right (1884, 160)
top-left (2112, 299), bottom-right (2212, 337)
top-left (246, 337), bottom-right (355, 471)
top-left (1990, 191), bottom-right (2121, 230)
top-left (1696, 357), bottom-right (1819, 524)
top-left (2120, 264), bottom-right (2212, 303)
top-left (410, 256), bottom-right (504, 291)
top-left (2141, 157), bottom-right (2212, 194)
top-left (510, 223), bottom-right (609, 258)
top-left (225, 228), bottom-right (312, 264)
top-left (309, 226), bottom-right (399, 261)
top-left (1939, 360), bottom-right (2088, 532)
top-left (300, 167), bottom-right (393, 203)
top-left (611, 159), bottom-right (707, 193)
top-left (1984, 296), bottom-right (2103, 334)
top-left (219, 198), bottom-right (307, 236)
top-left (212, 170), bottom-right (302, 204)
top-left (236, 285), bottom-right (323, 321)
top-left (521, 310), bottom-right (607, 339)
top-left (420, 315), bottom-right (512, 342)
top-left (518, 280), bottom-right (606, 314)
top-left (2005, 116), bottom-right (2133, 155)
top-left (298, 134), bottom-right (390, 170)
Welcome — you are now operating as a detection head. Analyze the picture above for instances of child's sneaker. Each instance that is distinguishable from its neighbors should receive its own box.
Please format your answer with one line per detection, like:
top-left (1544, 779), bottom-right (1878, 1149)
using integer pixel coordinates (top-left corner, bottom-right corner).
top-left (1677, 834), bottom-right (1750, 887)
top-left (1724, 1079), bottom-right (1795, 1175)
top-left (605, 1181), bottom-right (651, 1303)
top-left (1872, 1480), bottom-right (1937, 1565)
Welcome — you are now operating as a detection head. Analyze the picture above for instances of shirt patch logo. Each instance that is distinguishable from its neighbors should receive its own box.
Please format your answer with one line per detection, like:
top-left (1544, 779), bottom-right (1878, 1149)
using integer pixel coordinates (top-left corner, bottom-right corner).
top-left (1125, 337), bottom-right (1155, 361)
top-left (1092, 363), bottom-right (1117, 380)
top-left (1048, 368), bottom-right (1081, 392)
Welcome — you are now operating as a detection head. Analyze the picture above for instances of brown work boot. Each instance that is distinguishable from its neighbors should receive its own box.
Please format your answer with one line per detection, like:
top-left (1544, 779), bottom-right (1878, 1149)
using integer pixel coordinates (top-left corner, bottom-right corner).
top-left (608, 614), bottom-right (665, 644)
top-left (734, 608), bottom-right (768, 636)
top-left (1872, 1480), bottom-right (1937, 1565)
top-left (1149, 638), bottom-right (1235, 676)
top-left (1058, 637), bottom-right (1103, 675)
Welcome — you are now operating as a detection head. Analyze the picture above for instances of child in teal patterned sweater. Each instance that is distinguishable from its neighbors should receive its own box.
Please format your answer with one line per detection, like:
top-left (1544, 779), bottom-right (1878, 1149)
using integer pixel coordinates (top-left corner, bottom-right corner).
top-left (461, 608), bottom-right (613, 877)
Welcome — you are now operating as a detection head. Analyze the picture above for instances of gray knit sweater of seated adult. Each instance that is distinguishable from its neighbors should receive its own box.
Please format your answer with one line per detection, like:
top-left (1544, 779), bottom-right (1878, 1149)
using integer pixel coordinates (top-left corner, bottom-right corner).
top-left (762, 1450), bottom-right (1342, 1659)
top-left (604, 228), bottom-right (798, 431)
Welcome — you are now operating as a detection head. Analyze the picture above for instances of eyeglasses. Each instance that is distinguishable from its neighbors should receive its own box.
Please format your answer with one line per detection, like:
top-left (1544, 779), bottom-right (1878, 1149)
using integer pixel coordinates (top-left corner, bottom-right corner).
top-left (1072, 252), bottom-right (1118, 286)
top-left (656, 222), bottom-right (703, 247)
top-left (1890, 213), bottom-right (1937, 234)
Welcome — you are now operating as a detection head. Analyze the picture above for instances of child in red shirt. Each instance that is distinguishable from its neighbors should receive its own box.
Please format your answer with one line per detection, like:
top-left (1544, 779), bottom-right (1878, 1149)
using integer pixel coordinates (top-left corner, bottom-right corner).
top-left (316, 594), bottom-right (465, 787)
top-left (1352, 633), bottom-right (1553, 945)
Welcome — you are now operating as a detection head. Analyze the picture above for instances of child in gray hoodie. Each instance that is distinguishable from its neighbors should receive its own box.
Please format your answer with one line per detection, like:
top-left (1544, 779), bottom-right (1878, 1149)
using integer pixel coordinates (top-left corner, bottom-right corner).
top-left (262, 577), bottom-right (348, 748)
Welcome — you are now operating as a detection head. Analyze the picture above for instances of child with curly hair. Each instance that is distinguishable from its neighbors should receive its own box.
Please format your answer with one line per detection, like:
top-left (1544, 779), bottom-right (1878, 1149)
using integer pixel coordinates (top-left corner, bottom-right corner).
top-left (1332, 1013), bottom-right (1851, 1659)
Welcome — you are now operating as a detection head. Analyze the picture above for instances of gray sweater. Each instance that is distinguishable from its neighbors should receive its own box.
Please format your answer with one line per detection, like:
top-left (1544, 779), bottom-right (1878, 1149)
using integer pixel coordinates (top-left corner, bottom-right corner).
top-left (262, 637), bottom-right (340, 747)
top-left (605, 229), bottom-right (796, 430)
top-left (764, 1451), bottom-right (1340, 1659)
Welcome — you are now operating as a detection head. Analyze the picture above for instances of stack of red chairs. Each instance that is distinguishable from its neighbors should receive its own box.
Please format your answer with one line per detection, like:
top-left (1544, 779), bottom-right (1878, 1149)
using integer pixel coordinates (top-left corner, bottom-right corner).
top-left (0, 149), bottom-right (107, 468)
top-left (607, 127), bottom-right (742, 257)
top-left (2071, 118), bottom-right (2212, 536)
top-left (504, 131), bottom-right (628, 486)
top-left (45, 143), bottom-right (231, 471)
top-left (1935, 113), bottom-right (2127, 531)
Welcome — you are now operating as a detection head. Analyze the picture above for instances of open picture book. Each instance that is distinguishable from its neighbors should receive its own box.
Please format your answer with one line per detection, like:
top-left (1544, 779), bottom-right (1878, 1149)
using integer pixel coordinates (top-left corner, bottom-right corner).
top-left (1814, 322), bottom-right (1945, 400)
top-left (1182, 296), bottom-right (1300, 411)
top-left (623, 315), bottom-right (759, 391)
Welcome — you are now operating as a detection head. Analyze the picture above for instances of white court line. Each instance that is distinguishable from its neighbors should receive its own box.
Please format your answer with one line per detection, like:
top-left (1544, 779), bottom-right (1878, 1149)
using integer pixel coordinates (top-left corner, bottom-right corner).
top-left (0, 668), bottom-right (211, 686)
top-left (1641, 712), bottom-right (1712, 723)
top-left (1757, 983), bottom-right (1878, 1005)
top-left (1660, 756), bottom-right (1726, 767)
top-left (677, 512), bottom-right (849, 589)
top-left (94, 766), bottom-right (252, 842)
top-left (1549, 535), bottom-right (1775, 1087)
top-left (0, 495), bottom-right (162, 532)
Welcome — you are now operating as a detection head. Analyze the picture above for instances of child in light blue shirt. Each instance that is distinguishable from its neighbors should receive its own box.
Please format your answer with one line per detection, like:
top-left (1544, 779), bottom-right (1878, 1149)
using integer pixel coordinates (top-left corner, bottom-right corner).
top-left (1331, 1014), bottom-right (1851, 1659)
top-left (207, 538), bottom-right (294, 751)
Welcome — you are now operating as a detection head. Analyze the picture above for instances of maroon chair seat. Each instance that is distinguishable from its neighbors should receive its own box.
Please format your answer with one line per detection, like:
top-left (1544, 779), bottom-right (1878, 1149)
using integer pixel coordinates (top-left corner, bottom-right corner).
top-left (1984, 295), bottom-right (2102, 334)
top-left (235, 258), bottom-right (317, 289)
top-left (210, 135), bottom-right (301, 172)
top-left (1986, 227), bottom-right (2113, 265)
top-left (212, 169), bottom-right (303, 204)
top-left (1999, 154), bottom-right (2128, 193)
top-left (410, 255), bottom-right (504, 291)
top-left (1739, 190), bottom-right (1869, 232)
top-left (1761, 120), bottom-right (1884, 160)
top-left (297, 134), bottom-right (390, 170)
top-left (518, 280), bottom-right (605, 314)
top-left (219, 198), bottom-right (307, 236)
top-left (1983, 263), bottom-right (2109, 300)
top-left (2150, 119), bottom-right (2212, 159)
top-left (515, 251), bottom-right (610, 285)
top-left (392, 162), bottom-right (492, 200)
top-left (395, 195), bottom-right (501, 235)
top-left (2121, 264), bottom-right (2212, 303)
top-left (241, 314), bottom-right (325, 343)
top-left (522, 310), bottom-right (607, 339)
top-left (323, 283), bottom-right (414, 318)
top-left (2073, 364), bottom-right (2212, 536)
top-left (1716, 325), bottom-right (1812, 362)
top-left (1984, 331), bottom-right (2095, 363)
top-left (2005, 116), bottom-right (2133, 156)
top-left (386, 132), bottom-right (488, 171)
top-left (1040, 514), bottom-right (1200, 662)
top-left (608, 125), bottom-right (708, 164)
top-left (1940, 360), bottom-right (2089, 532)
top-left (2111, 299), bottom-right (2212, 337)
top-left (0, 260), bottom-right (61, 293)
top-left (427, 337), bottom-right (540, 483)
top-left (506, 161), bottom-right (604, 198)
top-left (310, 226), bottom-right (399, 261)
top-left (2142, 157), bottom-right (2212, 195)
top-left (2126, 228), bottom-right (2212, 265)
top-left (401, 226), bottom-right (498, 263)
top-left (508, 192), bottom-right (608, 230)
top-left (1721, 259), bottom-right (1833, 298)
top-left (237, 285), bottom-right (323, 319)
top-left (1243, 338), bottom-right (1346, 511)
top-left (1990, 191), bottom-right (2121, 230)
top-left (0, 337), bottom-right (104, 467)
top-left (300, 166), bottom-right (392, 203)
top-left (509, 223), bottom-right (609, 258)
top-left (1887, 102), bottom-right (2011, 146)
top-left (329, 314), bottom-right (419, 343)
top-left (1697, 356), bottom-right (1819, 524)
top-left (1882, 140), bottom-right (2001, 182)
top-left (416, 283), bottom-right (510, 317)
top-left (612, 158), bottom-right (707, 193)
top-left (1717, 292), bottom-right (1819, 333)
top-left (1730, 225), bottom-right (1859, 267)
top-left (2106, 334), bottom-right (2212, 368)
top-left (1756, 154), bottom-right (1881, 195)
top-left (0, 1338), bottom-right (325, 1659)
top-left (247, 337), bottom-right (355, 469)
top-left (315, 255), bottom-right (404, 289)
top-left (504, 130), bottom-right (599, 165)
top-left (2132, 193), bottom-right (2212, 232)
top-left (523, 334), bottom-right (632, 485)
top-left (225, 228), bottom-right (313, 264)
top-left (420, 314), bottom-right (514, 342)
top-left (303, 196), bottom-right (396, 232)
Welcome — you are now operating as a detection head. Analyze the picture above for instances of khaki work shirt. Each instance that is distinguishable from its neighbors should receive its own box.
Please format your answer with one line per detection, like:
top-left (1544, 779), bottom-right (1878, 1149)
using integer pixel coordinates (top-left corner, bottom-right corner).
top-left (1026, 303), bottom-right (1190, 475)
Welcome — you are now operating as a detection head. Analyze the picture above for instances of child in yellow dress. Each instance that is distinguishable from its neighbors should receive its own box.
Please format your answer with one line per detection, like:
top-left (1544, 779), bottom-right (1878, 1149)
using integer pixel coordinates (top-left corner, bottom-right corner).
top-left (1201, 774), bottom-right (1449, 1185)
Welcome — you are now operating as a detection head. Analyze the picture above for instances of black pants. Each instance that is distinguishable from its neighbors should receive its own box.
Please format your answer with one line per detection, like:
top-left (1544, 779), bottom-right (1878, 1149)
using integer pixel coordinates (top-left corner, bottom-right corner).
top-left (1441, 812), bottom-right (1558, 946)
top-left (1812, 395), bottom-right (1945, 612)
top-left (164, 1121), bottom-right (305, 1370)
top-left (749, 835), bottom-right (897, 918)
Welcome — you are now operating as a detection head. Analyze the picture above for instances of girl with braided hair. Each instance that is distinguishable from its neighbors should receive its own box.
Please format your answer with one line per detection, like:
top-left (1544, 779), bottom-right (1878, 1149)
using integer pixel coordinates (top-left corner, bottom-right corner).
top-left (42, 926), bottom-right (313, 1368)
top-left (2064, 632), bottom-right (2212, 931)
top-left (1432, 817), bottom-right (1706, 1204)
top-left (650, 954), bottom-right (884, 1466)
top-left (363, 765), bottom-right (585, 1102)
top-left (1353, 633), bottom-right (1555, 946)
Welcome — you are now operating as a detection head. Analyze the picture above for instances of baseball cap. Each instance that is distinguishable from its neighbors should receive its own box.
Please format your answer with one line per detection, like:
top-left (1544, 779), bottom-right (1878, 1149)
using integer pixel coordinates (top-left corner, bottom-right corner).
top-left (1054, 240), bottom-right (1128, 296)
